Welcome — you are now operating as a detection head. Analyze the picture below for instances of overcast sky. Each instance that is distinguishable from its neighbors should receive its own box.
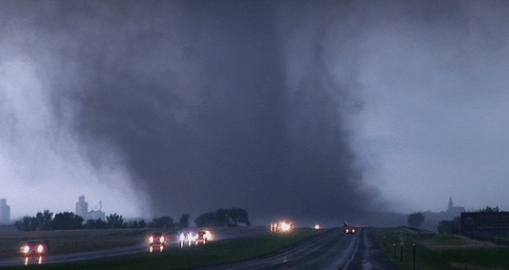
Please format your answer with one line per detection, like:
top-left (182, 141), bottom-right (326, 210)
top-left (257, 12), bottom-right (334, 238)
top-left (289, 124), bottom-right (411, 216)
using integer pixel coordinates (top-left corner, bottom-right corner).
top-left (1, 0), bottom-right (509, 226)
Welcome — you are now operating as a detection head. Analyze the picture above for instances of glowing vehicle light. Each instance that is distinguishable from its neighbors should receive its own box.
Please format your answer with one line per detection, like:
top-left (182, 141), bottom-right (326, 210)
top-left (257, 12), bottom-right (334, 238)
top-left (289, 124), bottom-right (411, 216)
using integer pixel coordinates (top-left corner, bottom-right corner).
top-left (280, 221), bottom-right (291, 232)
top-left (147, 233), bottom-right (166, 252)
top-left (20, 240), bottom-right (48, 265)
top-left (271, 220), bottom-right (294, 233)
top-left (204, 230), bottom-right (212, 240)
top-left (179, 233), bottom-right (185, 241)
top-left (314, 224), bottom-right (321, 229)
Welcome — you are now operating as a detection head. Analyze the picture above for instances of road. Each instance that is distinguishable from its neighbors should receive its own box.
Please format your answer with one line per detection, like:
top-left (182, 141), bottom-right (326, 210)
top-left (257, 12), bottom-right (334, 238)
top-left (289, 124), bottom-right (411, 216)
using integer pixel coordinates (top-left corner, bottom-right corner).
top-left (0, 228), bottom-right (398, 269)
top-left (196, 228), bottom-right (398, 270)
top-left (0, 228), bottom-right (266, 267)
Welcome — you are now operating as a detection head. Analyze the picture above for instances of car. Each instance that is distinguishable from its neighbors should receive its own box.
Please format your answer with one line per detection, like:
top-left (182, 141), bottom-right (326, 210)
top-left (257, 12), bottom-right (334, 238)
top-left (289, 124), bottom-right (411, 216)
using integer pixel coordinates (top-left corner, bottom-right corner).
top-left (179, 230), bottom-right (212, 247)
top-left (194, 230), bottom-right (212, 244)
top-left (19, 240), bottom-right (48, 265)
top-left (344, 227), bottom-right (357, 234)
top-left (179, 231), bottom-right (193, 247)
top-left (147, 232), bottom-right (168, 252)
top-left (270, 220), bottom-right (293, 233)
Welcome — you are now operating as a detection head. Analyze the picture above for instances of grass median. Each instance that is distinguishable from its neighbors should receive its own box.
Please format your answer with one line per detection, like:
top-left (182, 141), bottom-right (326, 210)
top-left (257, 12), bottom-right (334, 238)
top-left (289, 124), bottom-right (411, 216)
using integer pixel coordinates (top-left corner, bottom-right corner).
top-left (372, 227), bottom-right (509, 270)
top-left (1, 227), bottom-right (325, 270)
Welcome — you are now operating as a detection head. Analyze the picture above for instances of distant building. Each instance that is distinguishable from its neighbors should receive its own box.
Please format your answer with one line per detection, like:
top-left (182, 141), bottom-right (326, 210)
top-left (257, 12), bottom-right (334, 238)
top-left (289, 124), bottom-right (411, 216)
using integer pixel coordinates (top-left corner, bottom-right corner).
top-left (76, 195), bottom-right (89, 219)
top-left (447, 197), bottom-right (466, 217)
top-left (87, 210), bottom-right (106, 221)
top-left (461, 212), bottom-right (509, 236)
top-left (421, 197), bottom-right (466, 231)
top-left (75, 196), bottom-right (105, 222)
top-left (0, 199), bottom-right (10, 224)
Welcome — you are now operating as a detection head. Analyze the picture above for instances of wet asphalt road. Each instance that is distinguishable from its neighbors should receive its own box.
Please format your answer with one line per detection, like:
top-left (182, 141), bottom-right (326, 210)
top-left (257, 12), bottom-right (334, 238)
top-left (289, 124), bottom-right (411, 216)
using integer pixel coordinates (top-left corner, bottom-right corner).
top-left (196, 228), bottom-right (399, 270)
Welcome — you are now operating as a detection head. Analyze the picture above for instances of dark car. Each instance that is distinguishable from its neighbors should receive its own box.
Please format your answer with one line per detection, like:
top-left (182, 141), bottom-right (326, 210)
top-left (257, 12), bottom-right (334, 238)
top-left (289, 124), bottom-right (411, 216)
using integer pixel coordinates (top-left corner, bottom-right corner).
top-left (19, 240), bottom-right (48, 265)
top-left (147, 232), bottom-right (168, 252)
top-left (344, 227), bottom-right (357, 234)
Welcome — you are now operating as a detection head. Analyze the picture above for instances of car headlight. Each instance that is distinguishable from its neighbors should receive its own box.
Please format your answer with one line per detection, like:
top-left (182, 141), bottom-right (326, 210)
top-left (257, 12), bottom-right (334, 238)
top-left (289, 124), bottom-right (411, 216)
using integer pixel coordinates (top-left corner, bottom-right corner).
top-left (21, 245), bottom-right (30, 254)
top-left (149, 236), bottom-right (154, 243)
top-left (160, 236), bottom-right (165, 243)
top-left (352, 229), bottom-right (356, 233)
top-left (37, 245), bottom-right (44, 254)
top-left (179, 233), bottom-right (185, 241)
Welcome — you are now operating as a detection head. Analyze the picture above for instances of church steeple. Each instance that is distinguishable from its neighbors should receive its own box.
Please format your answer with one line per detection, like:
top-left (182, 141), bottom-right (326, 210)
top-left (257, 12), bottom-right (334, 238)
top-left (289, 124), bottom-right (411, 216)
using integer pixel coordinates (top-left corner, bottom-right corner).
top-left (448, 196), bottom-right (454, 210)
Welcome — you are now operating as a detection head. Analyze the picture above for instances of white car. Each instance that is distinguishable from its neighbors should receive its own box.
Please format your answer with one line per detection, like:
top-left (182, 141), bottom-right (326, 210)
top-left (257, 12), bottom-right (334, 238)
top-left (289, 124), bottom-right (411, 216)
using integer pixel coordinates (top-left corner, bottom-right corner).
top-left (179, 230), bottom-right (212, 247)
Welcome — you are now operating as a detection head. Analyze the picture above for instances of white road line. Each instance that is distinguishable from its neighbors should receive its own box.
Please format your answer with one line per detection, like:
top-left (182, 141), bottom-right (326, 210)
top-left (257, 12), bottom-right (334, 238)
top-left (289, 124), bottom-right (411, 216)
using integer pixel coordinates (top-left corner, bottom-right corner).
top-left (323, 233), bottom-right (359, 270)
top-left (341, 233), bottom-right (360, 270)
top-left (362, 229), bottom-right (372, 270)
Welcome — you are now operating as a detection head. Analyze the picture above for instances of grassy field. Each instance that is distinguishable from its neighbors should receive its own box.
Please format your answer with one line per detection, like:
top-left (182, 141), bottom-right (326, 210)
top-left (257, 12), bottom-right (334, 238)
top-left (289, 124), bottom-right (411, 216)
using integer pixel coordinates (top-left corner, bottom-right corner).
top-left (0, 227), bottom-right (325, 270)
top-left (373, 227), bottom-right (509, 270)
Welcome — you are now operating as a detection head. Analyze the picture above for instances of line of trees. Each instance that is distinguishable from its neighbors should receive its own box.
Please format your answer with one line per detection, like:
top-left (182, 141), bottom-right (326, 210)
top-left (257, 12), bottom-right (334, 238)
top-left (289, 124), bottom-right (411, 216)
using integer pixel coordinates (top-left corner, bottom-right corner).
top-left (195, 208), bottom-right (251, 227)
top-left (14, 207), bottom-right (250, 231)
top-left (407, 212), bottom-right (425, 229)
top-left (14, 211), bottom-right (190, 231)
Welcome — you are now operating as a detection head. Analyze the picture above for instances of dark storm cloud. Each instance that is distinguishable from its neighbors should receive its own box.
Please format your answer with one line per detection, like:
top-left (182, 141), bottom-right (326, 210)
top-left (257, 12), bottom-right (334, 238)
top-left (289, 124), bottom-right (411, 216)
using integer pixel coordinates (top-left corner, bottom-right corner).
top-left (6, 0), bottom-right (430, 224)
top-left (37, 0), bottom-right (379, 223)
top-left (5, 0), bottom-right (509, 222)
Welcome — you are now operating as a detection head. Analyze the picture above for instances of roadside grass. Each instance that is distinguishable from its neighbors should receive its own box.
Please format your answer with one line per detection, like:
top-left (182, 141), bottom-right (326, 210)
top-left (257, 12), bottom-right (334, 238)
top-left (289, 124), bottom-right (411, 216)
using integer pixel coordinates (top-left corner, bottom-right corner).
top-left (0, 229), bottom-right (151, 258)
top-left (373, 228), bottom-right (509, 270)
top-left (0, 228), bottom-right (325, 270)
top-left (0, 226), bottom-right (270, 258)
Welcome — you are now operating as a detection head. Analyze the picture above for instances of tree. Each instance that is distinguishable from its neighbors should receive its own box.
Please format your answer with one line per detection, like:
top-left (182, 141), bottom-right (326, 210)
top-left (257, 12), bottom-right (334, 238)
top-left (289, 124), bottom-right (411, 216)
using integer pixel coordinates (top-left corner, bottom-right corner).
top-left (407, 212), bottom-right (425, 229)
top-left (106, 214), bottom-right (124, 229)
top-left (85, 218), bottom-right (107, 229)
top-left (479, 206), bottom-right (500, 212)
top-left (148, 216), bottom-right (174, 229)
top-left (437, 216), bottom-right (461, 234)
top-left (195, 208), bottom-right (251, 227)
top-left (195, 212), bottom-right (220, 227)
top-left (14, 211), bottom-right (53, 231)
top-left (177, 214), bottom-right (190, 229)
top-left (51, 212), bottom-right (83, 230)
top-left (35, 210), bottom-right (53, 231)
top-left (14, 216), bottom-right (36, 231)
top-left (127, 220), bottom-right (147, 229)
top-left (228, 208), bottom-right (251, 226)
top-left (138, 220), bottom-right (147, 229)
